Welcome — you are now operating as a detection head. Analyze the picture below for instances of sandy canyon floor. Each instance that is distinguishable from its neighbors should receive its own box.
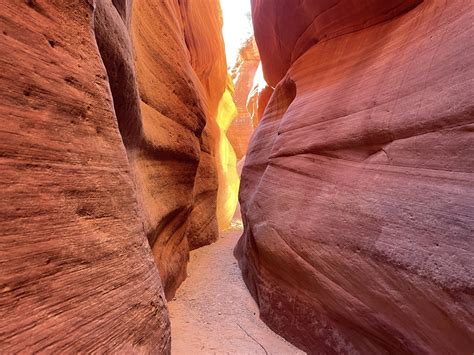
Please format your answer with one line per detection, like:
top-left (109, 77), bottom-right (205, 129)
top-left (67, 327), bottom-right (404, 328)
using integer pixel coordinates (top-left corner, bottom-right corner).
top-left (168, 222), bottom-right (304, 354)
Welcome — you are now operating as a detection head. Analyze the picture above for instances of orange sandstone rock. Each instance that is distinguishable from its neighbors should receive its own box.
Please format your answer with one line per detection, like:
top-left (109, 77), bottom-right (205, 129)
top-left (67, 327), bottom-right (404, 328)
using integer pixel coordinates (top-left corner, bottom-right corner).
top-left (246, 63), bottom-right (273, 128)
top-left (237, 0), bottom-right (474, 353)
top-left (215, 76), bottom-right (240, 230)
top-left (131, 0), bottom-right (234, 297)
top-left (227, 37), bottom-right (260, 160)
top-left (0, 0), bottom-right (236, 351)
top-left (180, 0), bottom-right (239, 243)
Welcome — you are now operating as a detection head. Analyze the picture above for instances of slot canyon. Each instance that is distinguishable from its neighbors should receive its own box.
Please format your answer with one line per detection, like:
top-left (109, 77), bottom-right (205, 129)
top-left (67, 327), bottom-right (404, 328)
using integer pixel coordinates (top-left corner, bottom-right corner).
top-left (0, 0), bottom-right (472, 354)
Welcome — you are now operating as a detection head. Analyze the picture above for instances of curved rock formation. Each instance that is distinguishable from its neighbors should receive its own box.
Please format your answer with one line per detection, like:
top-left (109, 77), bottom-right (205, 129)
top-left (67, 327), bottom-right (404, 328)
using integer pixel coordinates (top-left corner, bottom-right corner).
top-left (215, 76), bottom-right (240, 230)
top-left (227, 37), bottom-right (260, 160)
top-left (0, 0), bottom-right (235, 351)
top-left (0, 0), bottom-right (169, 352)
top-left (237, 0), bottom-right (474, 353)
top-left (179, 0), bottom-right (228, 250)
top-left (246, 63), bottom-right (273, 128)
top-left (131, 0), bottom-right (230, 296)
top-left (130, 0), bottom-right (238, 254)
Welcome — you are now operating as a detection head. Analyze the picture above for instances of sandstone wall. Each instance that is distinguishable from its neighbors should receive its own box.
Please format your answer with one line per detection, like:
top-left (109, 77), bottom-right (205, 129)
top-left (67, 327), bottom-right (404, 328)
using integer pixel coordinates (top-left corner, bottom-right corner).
top-left (179, 0), bottom-right (231, 247)
top-left (131, 0), bottom-right (238, 259)
top-left (0, 0), bottom-right (169, 352)
top-left (216, 76), bottom-right (240, 229)
top-left (237, 0), bottom-right (474, 353)
top-left (0, 0), bottom-right (235, 351)
top-left (131, 0), bottom-right (230, 296)
top-left (246, 62), bottom-right (273, 128)
top-left (227, 38), bottom-right (260, 160)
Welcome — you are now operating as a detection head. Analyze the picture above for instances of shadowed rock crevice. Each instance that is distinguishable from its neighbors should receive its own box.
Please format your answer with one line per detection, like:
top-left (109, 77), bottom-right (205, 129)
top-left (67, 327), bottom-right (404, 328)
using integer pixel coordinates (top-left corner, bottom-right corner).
top-left (93, 0), bottom-right (142, 149)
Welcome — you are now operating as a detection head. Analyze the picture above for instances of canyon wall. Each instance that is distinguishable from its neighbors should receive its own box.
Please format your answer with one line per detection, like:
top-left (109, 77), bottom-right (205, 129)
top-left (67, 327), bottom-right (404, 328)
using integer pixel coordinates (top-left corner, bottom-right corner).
top-left (0, 0), bottom-right (169, 352)
top-left (0, 0), bottom-right (233, 351)
top-left (130, 0), bottom-right (232, 296)
top-left (246, 63), bottom-right (273, 128)
top-left (215, 76), bottom-right (240, 230)
top-left (237, 0), bottom-right (474, 353)
top-left (227, 38), bottom-right (260, 160)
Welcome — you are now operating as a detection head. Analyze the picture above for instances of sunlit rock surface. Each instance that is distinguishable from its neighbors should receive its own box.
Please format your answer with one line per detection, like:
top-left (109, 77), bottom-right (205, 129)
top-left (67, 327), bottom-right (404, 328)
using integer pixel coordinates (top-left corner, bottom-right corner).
top-left (236, 0), bottom-right (474, 353)
top-left (216, 76), bottom-right (240, 230)
top-left (0, 0), bottom-right (237, 351)
top-left (179, 0), bottom-right (227, 251)
top-left (0, 1), bottom-right (169, 352)
top-left (227, 37), bottom-right (260, 160)
top-left (131, 0), bottom-right (236, 297)
top-left (246, 63), bottom-right (273, 128)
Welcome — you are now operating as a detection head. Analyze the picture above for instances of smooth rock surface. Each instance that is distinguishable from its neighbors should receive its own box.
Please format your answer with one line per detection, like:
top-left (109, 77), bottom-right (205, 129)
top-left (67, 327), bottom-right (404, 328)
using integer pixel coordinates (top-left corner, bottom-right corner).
top-left (237, 0), bottom-right (474, 353)
top-left (228, 37), bottom-right (260, 160)
top-left (246, 62), bottom-right (273, 128)
top-left (180, 0), bottom-right (227, 250)
top-left (215, 77), bottom-right (240, 231)
top-left (130, 0), bottom-right (234, 297)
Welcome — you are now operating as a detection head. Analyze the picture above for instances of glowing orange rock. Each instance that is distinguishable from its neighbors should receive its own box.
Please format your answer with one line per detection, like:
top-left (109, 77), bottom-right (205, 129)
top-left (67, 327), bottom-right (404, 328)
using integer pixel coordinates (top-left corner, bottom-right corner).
top-left (227, 38), bottom-right (261, 160)
top-left (131, 0), bottom-right (229, 297)
top-left (216, 76), bottom-right (240, 230)
top-left (246, 63), bottom-right (273, 128)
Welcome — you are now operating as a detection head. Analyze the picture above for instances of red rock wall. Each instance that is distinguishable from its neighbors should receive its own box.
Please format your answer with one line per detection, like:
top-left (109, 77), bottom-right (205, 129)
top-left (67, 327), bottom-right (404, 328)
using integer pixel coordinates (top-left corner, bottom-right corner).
top-left (246, 63), bottom-right (273, 128)
top-left (227, 37), bottom-right (260, 160)
top-left (0, 0), bottom-right (169, 352)
top-left (0, 0), bottom-right (231, 351)
top-left (252, 0), bottom-right (422, 87)
top-left (131, 0), bottom-right (229, 297)
top-left (237, 0), bottom-right (474, 353)
top-left (179, 0), bottom-right (238, 246)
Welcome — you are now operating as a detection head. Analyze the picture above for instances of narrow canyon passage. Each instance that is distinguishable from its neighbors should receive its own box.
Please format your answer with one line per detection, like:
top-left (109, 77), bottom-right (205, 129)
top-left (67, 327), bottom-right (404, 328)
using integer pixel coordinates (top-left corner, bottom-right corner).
top-left (0, 0), bottom-right (472, 353)
top-left (168, 213), bottom-right (303, 354)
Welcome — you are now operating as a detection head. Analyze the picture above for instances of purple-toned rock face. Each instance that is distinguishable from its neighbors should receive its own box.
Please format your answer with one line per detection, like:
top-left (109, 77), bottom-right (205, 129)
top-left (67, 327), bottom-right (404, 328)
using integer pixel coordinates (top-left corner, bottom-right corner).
top-left (236, 0), bottom-right (474, 353)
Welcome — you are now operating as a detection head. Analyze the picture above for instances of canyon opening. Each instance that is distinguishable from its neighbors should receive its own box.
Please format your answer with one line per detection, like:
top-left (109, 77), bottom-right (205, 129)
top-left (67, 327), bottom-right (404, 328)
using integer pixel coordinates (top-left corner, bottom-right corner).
top-left (0, 0), bottom-right (473, 354)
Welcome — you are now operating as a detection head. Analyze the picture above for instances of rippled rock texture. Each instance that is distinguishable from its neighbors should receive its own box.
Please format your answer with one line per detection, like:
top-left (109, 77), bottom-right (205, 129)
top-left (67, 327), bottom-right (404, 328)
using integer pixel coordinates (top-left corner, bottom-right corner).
top-left (130, 0), bottom-right (231, 296)
top-left (236, 0), bottom-right (474, 353)
top-left (0, 0), bottom-right (169, 352)
top-left (227, 37), bottom-right (260, 160)
top-left (0, 0), bottom-right (234, 351)
top-left (246, 62), bottom-right (273, 129)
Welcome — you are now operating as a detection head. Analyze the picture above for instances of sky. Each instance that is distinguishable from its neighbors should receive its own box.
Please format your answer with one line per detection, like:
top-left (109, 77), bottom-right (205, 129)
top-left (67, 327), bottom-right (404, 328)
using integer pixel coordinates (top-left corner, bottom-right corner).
top-left (220, 0), bottom-right (253, 68)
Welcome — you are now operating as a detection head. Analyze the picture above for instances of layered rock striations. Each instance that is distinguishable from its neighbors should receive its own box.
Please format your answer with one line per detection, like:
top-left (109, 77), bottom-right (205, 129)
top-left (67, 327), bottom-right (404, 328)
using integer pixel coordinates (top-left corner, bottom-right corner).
top-left (179, 0), bottom-right (229, 249)
top-left (237, 0), bottom-right (474, 353)
top-left (216, 76), bottom-right (240, 229)
top-left (0, 0), bottom-right (169, 352)
top-left (246, 62), bottom-right (273, 128)
top-left (227, 37), bottom-right (260, 160)
top-left (131, 0), bottom-right (232, 296)
top-left (0, 0), bottom-right (235, 351)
